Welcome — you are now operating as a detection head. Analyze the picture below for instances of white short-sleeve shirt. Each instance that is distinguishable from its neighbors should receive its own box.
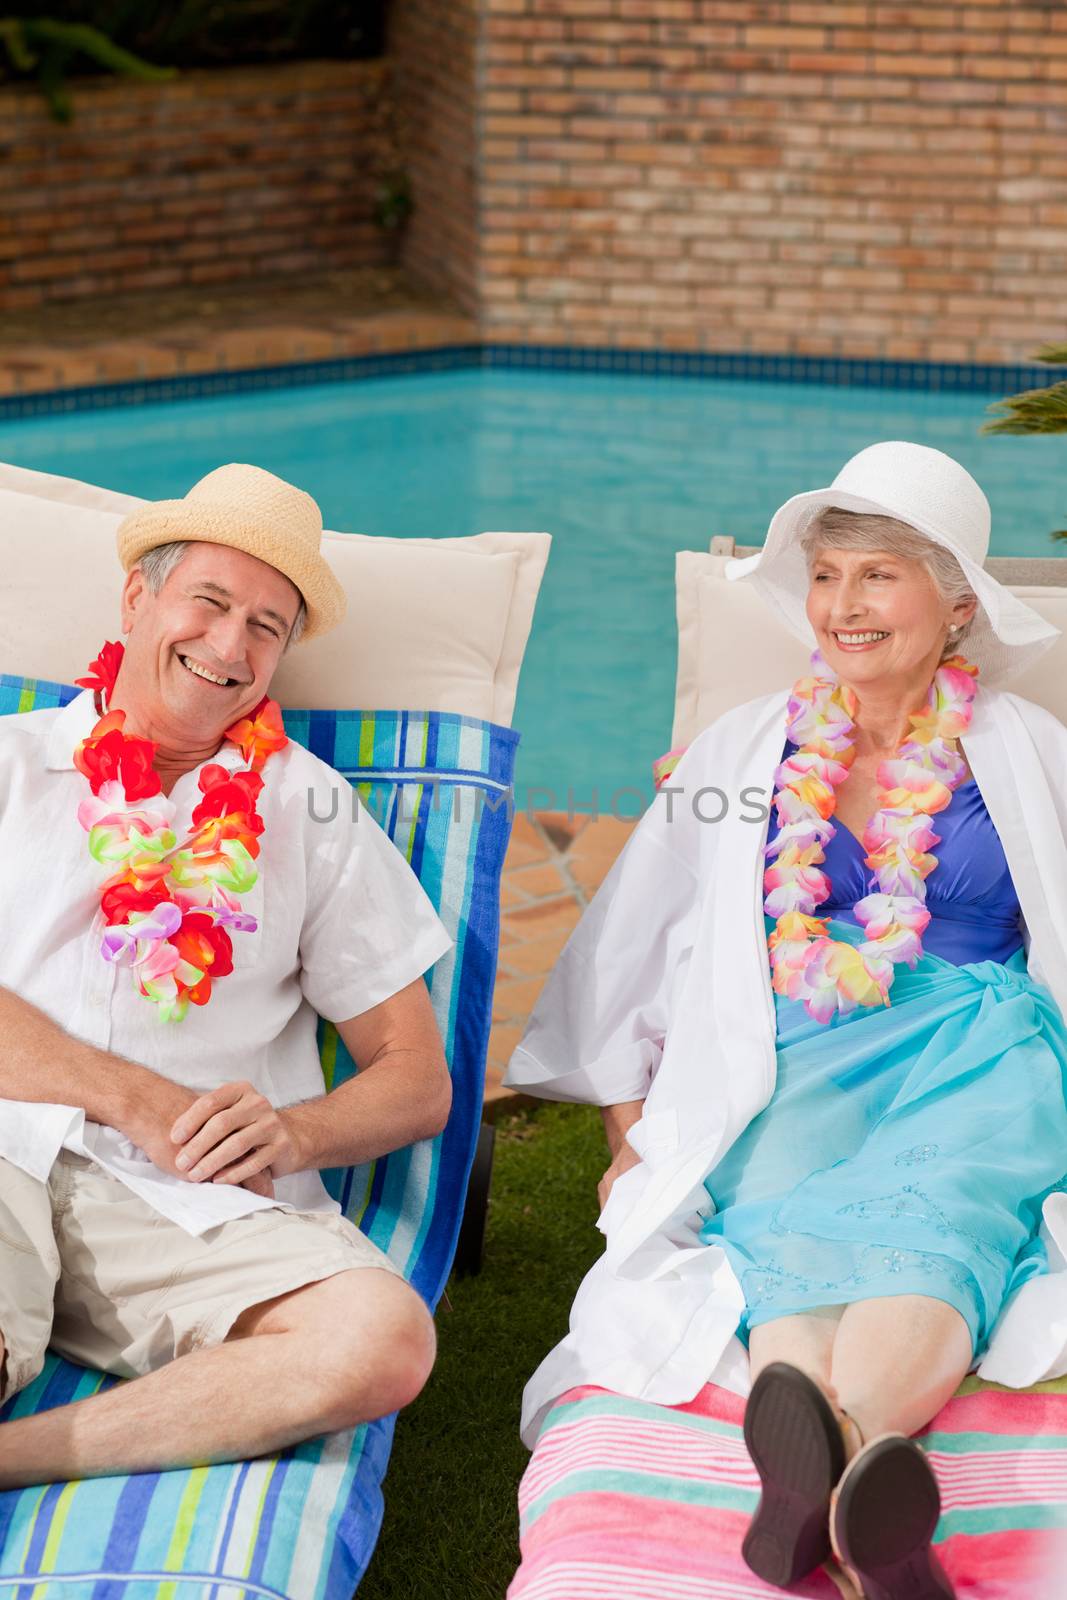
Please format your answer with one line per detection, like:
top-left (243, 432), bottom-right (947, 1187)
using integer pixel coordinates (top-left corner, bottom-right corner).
top-left (0, 690), bottom-right (453, 1233)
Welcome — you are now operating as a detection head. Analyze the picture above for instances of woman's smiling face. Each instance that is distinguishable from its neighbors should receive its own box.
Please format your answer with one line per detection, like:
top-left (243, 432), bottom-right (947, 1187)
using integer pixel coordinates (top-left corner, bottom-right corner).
top-left (805, 545), bottom-right (974, 688)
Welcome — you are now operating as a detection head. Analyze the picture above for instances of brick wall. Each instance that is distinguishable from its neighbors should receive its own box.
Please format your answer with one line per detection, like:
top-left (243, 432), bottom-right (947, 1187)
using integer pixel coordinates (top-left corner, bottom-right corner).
top-left (390, 0), bottom-right (481, 315)
top-left (0, 60), bottom-right (394, 311)
top-left (5, 10), bottom-right (1063, 361)
top-left (465, 0), bottom-right (1067, 363)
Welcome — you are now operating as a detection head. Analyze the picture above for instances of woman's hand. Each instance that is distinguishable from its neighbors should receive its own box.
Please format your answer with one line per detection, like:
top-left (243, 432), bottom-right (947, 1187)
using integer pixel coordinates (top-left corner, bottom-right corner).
top-left (597, 1139), bottom-right (643, 1212)
top-left (597, 1099), bottom-right (646, 1211)
top-left (169, 1081), bottom-right (301, 1189)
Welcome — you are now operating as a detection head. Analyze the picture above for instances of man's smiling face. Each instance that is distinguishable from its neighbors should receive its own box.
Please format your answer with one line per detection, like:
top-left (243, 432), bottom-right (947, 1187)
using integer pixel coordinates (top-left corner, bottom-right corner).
top-left (117, 542), bottom-right (302, 744)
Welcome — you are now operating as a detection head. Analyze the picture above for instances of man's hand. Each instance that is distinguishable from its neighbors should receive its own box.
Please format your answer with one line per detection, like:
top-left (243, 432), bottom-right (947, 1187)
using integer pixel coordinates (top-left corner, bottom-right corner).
top-left (0, 986), bottom-right (277, 1196)
top-left (120, 1078), bottom-right (202, 1178)
top-left (169, 1080), bottom-right (301, 1189)
top-left (122, 1078), bottom-right (276, 1198)
top-left (597, 1139), bottom-right (643, 1212)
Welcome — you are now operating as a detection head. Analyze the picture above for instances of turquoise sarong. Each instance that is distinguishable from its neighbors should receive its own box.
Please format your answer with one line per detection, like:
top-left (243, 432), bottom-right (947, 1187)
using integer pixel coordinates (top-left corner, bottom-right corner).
top-left (701, 918), bottom-right (1067, 1354)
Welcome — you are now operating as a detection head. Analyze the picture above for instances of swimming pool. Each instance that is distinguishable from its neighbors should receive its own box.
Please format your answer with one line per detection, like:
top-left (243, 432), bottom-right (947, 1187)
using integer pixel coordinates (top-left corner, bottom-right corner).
top-left (2, 366), bottom-right (1064, 804)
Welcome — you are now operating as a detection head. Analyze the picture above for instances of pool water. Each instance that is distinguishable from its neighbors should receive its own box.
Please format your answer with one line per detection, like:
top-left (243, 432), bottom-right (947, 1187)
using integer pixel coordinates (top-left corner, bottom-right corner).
top-left (2, 368), bottom-right (1064, 804)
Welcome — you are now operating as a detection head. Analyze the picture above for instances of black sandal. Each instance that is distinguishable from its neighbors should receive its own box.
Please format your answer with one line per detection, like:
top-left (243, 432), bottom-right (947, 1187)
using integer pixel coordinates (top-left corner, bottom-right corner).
top-left (830, 1434), bottom-right (955, 1599)
top-left (741, 1361), bottom-right (848, 1588)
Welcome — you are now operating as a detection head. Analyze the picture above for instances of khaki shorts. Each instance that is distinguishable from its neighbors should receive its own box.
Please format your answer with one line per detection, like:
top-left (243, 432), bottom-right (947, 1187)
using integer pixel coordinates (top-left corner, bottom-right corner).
top-left (0, 1149), bottom-right (400, 1403)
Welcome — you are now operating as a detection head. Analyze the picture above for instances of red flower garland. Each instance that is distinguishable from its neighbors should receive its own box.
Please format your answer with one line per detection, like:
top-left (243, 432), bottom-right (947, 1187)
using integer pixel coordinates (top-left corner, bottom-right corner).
top-left (73, 641), bottom-right (288, 1021)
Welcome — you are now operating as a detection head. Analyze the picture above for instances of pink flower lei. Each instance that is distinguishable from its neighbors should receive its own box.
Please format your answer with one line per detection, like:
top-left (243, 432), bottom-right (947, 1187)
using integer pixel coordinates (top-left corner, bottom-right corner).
top-left (765, 648), bottom-right (980, 1023)
top-left (72, 641), bottom-right (288, 1023)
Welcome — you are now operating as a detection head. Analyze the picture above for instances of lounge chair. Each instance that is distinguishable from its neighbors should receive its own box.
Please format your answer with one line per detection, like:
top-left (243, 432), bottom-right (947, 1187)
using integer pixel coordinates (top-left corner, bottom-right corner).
top-left (509, 537), bottom-right (1067, 1600)
top-left (0, 464), bottom-right (550, 1599)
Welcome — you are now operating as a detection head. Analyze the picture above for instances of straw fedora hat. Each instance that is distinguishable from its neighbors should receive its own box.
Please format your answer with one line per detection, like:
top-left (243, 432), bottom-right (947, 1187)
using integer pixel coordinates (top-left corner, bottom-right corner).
top-left (115, 463), bottom-right (346, 641)
top-left (725, 440), bottom-right (1061, 685)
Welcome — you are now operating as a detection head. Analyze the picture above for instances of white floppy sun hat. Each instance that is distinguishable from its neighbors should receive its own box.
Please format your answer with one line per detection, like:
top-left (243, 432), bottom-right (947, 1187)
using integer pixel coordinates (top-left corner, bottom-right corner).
top-left (116, 462), bottom-right (346, 641)
top-left (725, 440), bottom-right (1061, 686)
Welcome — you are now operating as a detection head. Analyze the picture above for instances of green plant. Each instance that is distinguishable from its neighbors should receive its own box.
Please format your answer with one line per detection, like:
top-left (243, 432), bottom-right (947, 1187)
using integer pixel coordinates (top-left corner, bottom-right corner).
top-left (3, 2), bottom-right (384, 68)
top-left (0, 3), bottom-right (386, 120)
top-left (374, 168), bottom-right (414, 233)
top-left (982, 343), bottom-right (1067, 541)
top-left (366, 75), bottom-right (413, 251)
top-left (0, 16), bottom-right (173, 120)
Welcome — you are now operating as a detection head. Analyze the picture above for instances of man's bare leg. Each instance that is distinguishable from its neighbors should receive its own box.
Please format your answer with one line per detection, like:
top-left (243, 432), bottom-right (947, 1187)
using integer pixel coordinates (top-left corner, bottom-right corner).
top-left (0, 1269), bottom-right (434, 1489)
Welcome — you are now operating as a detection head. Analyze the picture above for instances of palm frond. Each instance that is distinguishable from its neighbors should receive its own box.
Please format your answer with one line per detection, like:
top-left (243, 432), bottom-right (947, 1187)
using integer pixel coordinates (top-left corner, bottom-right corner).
top-left (981, 380), bottom-right (1067, 436)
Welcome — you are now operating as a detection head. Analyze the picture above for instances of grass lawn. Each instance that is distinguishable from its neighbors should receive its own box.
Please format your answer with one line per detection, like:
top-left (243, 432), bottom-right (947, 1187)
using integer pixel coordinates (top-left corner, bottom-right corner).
top-left (360, 1102), bottom-right (607, 1600)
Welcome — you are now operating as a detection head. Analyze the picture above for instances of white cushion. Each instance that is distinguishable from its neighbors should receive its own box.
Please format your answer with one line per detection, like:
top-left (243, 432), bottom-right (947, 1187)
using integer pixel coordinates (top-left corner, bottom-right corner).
top-left (673, 549), bottom-right (1067, 748)
top-left (0, 464), bottom-right (550, 724)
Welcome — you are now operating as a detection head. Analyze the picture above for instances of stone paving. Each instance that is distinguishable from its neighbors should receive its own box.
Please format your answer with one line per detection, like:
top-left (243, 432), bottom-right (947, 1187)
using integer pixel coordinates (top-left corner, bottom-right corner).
top-left (0, 266), bottom-right (475, 396)
top-left (487, 812), bottom-right (637, 1118)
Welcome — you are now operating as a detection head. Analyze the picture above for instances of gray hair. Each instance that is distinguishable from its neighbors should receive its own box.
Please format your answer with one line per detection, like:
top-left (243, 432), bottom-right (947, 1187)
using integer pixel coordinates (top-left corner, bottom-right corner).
top-left (137, 541), bottom-right (307, 650)
top-left (800, 507), bottom-right (976, 661)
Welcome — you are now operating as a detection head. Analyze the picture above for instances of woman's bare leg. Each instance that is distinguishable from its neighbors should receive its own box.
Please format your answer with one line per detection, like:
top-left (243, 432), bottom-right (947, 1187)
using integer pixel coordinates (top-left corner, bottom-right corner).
top-left (830, 1294), bottom-right (973, 1444)
top-left (749, 1306), bottom-right (845, 1389)
top-left (748, 1294), bottom-right (970, 1458)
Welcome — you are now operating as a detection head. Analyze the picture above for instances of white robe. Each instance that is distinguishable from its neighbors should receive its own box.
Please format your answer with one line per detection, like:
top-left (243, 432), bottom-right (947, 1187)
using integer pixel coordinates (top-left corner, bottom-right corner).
top-left (504, 686), bottom-right (1067, 1446)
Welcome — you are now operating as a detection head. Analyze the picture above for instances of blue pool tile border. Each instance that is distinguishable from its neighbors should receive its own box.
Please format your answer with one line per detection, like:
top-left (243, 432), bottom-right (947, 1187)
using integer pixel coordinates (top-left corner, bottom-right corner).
top-left (0, 346), bottom-right (484, 421)
top-left (1, 342), bottom-right (1064, 420)
top-left (481, 346), bottom-right (1067, 396)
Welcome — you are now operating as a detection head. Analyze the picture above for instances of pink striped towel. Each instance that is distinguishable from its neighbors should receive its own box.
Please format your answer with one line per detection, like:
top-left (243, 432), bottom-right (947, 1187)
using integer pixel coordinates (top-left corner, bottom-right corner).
top-left (510, 1377), bottom-right (1067, 1598)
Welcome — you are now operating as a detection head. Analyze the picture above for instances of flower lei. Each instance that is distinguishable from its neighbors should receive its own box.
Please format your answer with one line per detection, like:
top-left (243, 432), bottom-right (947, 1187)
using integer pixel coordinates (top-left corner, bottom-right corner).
top-left (765, 649), bottom-right (979, 1023)
top-left (73, 641), bottom-right (288, 1022)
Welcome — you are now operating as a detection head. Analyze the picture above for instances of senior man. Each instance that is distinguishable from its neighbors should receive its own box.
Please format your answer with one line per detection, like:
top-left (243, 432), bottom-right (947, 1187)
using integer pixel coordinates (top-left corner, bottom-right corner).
top-left (0, 463), bottom-right (453, 1489)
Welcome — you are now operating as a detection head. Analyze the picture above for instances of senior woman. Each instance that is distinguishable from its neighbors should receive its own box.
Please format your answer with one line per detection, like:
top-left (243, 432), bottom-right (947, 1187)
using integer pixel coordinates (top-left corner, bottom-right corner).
top-left (505, 441), bottom-right (1067, 1600)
